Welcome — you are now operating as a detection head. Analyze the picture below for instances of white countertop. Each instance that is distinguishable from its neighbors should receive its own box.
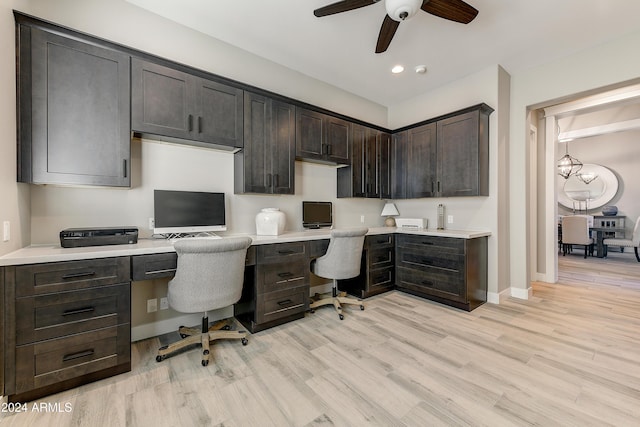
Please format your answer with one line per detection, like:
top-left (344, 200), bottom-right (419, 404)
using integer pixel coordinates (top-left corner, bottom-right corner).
top-left (0, 227), bottom-right (490, 266)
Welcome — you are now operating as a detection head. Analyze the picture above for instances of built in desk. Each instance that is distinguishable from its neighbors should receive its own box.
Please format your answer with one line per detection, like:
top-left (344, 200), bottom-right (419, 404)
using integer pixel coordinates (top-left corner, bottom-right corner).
top-left (0, 227), bottom-right (489, 402)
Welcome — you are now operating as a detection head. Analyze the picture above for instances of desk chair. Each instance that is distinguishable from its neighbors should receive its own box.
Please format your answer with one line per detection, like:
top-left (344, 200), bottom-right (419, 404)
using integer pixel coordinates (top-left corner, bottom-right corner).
top-left (603, 216), bottom-right (640, 262)
top-left (310, 227), bottom-right (368, 320)
top-left (561, 215), bottom-right (594, 258)
top-left (156, 237), bottom-right (252, 367)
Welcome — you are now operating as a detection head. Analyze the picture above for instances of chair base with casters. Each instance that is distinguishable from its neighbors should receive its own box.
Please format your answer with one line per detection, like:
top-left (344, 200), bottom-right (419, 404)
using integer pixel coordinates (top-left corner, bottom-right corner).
top-left (156, 315), bottom-right (248, 366)
top-left (309, 279), bottom-right (364, 320)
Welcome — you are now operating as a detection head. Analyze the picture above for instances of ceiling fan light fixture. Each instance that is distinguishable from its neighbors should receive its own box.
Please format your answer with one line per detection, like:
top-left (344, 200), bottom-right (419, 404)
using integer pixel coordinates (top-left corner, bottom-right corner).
top-left (385, 0), bottom-right (423, 22)
top-left (414, 65), bottom-right (427, 74)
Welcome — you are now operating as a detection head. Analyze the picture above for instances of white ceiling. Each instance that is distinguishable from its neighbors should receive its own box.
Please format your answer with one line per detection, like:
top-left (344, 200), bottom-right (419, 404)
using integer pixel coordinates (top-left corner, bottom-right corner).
top-left (125, 0), bottom-right (640, 107)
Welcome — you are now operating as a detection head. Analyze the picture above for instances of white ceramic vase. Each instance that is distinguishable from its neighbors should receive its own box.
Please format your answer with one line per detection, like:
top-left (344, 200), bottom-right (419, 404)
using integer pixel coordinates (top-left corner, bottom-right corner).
top-left (255, 208), bottom-right (286, 236)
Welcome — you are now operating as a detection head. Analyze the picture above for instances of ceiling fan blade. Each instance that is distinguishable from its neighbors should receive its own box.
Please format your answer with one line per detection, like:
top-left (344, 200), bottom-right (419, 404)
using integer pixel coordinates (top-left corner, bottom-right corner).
top-left (314, 0), bottom-right (378, 17)
top-left (375, 14), bottom-right (400, 54)
top-left (421, 0), bottom-right (478, 24)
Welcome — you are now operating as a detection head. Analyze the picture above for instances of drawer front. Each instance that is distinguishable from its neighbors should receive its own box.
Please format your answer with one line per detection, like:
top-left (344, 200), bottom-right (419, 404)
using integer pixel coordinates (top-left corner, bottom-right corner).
top-left (16, 257), bottom-right (130, 297)
top-left (15, 324), bottom-right (130, 394)
top-left (257, 287), bottom-right (308, 324)
top-left (259, 262), bottom-right (308, 294)
top-left (368, 247), bottom-right (394, 270)
top-left (366, 234), bottom-right (393, 248)
top-left (257, 242), bottom-right (307, 263)
top-left (397, 247), bottom-right (464, 272)
top-left (16, 283), bottom-right (130, 345)
top-left (396, 266), bottom-right (465, 303)
top-left (396, 234), bottom-right (464, 254)
top-left (131, 253), bottom-right (177, 280)
top-left (368, 266), bottom-right (394, 290)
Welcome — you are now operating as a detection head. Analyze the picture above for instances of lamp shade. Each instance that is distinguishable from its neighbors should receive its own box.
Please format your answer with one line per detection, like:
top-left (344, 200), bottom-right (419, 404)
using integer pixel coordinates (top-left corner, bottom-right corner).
top-left (381, 203), bottom-right (399, 217)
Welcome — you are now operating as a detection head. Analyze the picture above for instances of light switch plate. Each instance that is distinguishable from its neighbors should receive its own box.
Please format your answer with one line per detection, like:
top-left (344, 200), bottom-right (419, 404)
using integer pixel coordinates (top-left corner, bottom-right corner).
top-left (2, 221), bottom-right (9, 242)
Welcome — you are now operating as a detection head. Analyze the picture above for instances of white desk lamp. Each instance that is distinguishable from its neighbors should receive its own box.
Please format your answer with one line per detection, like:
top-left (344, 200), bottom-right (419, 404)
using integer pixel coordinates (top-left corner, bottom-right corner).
top-left (381, 202), bottom-right (400, 227)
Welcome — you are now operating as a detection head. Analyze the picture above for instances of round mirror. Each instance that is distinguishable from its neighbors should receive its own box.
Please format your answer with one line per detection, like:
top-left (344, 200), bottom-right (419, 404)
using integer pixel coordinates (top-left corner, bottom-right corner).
top-left (557, 164), bottom-right (618, 209)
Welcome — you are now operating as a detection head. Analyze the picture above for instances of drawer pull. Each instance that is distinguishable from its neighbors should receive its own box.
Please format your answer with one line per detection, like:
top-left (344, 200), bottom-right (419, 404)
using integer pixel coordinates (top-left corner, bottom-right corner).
top-left (277, 272), bottom-right (294, 278)
top-left (146, 268), bottom-right (176, 275)
top-left (62, 271), bottom-right (96, 280)
top-left (62, 349), bottom-right (95, 362)
top-left (62, 306), bottom-right (95, 316)
top-left (277, 249), bottom-right (295, 255)
top-left (277, 299), bottom-right (293, 306)
top-left (420, 241), bottom-right (435, 246)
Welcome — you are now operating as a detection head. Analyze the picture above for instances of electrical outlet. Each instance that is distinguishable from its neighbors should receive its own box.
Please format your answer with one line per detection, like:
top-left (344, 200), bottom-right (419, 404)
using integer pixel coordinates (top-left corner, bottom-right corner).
top-left (160, 297), bottom-right (169, 310)
top-left (148, 217), bottom-right (155, 230)
top-left (360, 215), bottom-right (365, 224)
top-left (147, 298), bottom-right (157, 313)
top-left (2, 221), bottom-right (9, 242)
top-left (447, 215), bottom-right (454, 224)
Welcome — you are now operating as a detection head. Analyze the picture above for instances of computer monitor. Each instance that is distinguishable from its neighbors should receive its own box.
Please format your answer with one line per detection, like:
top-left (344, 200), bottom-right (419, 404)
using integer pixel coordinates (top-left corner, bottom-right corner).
top-left (302, 201), bottom-right (332, 229)
top-left (153, 190), bottom-right (226, 235)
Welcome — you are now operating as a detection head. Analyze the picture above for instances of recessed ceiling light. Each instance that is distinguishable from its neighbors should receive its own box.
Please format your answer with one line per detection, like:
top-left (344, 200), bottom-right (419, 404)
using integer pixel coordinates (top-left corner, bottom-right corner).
top-left (391, 65), bottom-right (404, 74)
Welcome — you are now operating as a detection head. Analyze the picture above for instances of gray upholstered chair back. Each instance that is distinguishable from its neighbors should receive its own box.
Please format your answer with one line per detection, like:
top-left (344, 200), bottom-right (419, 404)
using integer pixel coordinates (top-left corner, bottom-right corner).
top-left (313, 228), bottom-right (368, 280)
top-left (168, 237), bottom-right (252, 314)
top-left (561, 216), bottom-right (592, 245)
top-left (632, 216), bottom-right (640, 245)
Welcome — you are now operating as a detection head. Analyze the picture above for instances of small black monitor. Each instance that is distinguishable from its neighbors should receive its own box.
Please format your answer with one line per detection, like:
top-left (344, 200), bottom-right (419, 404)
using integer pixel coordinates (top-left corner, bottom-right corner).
top-left (154, 190), bottom-right (226, 234)
top-left (302, 201), bottom-right (332, 229)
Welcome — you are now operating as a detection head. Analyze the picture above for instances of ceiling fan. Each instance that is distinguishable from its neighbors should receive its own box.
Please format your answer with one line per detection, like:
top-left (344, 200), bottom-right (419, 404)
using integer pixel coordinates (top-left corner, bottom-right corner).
top-left (313, 0), bottom-right (478, 53)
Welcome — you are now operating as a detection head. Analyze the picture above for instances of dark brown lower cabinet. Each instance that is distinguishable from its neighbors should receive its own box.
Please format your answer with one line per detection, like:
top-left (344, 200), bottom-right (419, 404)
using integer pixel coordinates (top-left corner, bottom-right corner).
top-left (236, 242), bottom-right (311, 333)
top-left (1, 257), bottom-right (131, 402)
top-left (395, 234), bottom-right (487, 311)
top-left (339, 234), bottom-right (395, 298)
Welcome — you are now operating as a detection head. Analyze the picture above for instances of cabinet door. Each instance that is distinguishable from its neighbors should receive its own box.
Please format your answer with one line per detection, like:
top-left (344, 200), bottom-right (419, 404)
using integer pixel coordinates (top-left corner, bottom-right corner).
top-left (196, 78), bottom-right (243, 148)
top-left (296, 108), bottom-right (325, 161)
top-left (326, 116), bottom-right (351, 164)
top-left (378, 132), bottom-right (392, 199)
top-left (23, 27), bottom-right (130, 186)
top-left (437, 110), bottom-right (481, 197)
top-left (350, 124), bottom-right (367, 197)
top-left (131, 58), bottom-right (194, 140)
top-left (271, 100), bottom-right (295, 194)
top-left (407, 123), bottom-right (437, 198)
top-left (391, 131), bottom-right (408, 199)
top-left (364, 128), bottom-right (379, 197)
top-left (239, 92), bottom-right (272, 193)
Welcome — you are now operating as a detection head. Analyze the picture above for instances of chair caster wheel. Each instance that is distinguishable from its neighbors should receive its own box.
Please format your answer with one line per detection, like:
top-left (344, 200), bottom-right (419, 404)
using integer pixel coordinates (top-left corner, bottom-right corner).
top-left (241, 337), bottom-right (248, 346)
top-left (179, 326), bottom-right (188, 339)
top-left (156, 355), bottom-right (164, 362)
top-left (202, 359), bottom-right (208, 367)
top-left (310, 309), bottom-right (315, 313)
top-left (360, 305), bottom-right (365, 310)
top-left (222, 324), bottom-right (231, 330)
top-left (339, 314), bottom-right (344, 320)
top-left (203, 349), bottom-right (209, 356)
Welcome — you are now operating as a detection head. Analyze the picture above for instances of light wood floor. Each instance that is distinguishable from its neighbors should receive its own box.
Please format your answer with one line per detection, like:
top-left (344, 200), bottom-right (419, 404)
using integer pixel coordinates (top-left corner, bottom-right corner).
top-left (2, 253), bottom-right (639, 426)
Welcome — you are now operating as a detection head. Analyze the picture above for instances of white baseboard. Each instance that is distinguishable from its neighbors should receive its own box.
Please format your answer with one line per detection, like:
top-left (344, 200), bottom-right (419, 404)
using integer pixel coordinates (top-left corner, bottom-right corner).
top-left (510, 286), bottom-right (533, 300)
top-left (487, 287), bottom-right (511, 304)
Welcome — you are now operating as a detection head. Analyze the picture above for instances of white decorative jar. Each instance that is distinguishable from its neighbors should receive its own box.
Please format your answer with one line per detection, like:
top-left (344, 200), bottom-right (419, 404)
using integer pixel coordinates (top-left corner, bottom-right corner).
top-left (255, 208), bottom-right (286, 236)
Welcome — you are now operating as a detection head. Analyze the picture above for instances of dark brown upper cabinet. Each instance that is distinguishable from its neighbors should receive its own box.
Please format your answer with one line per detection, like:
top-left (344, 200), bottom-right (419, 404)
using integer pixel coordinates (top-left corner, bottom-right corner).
top-left (338, 125), bottom-right (391, 199)
top-left (17, 25), bottom-right (131, 187)
top-left (235, 92), bottom-right (295, 194)
top-left (392, 104), bottom-right (492, 199)
top-left (295, 108), bottom-right (351, 165)
top-left (131, 58), bottom-right (243, 150)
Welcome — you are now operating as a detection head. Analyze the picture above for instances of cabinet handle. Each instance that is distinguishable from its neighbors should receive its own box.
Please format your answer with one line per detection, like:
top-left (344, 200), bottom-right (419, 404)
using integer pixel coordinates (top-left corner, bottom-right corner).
top-left (437, 181), bottom-right (440, 193)
top-left (277, 272), bottom-right (294, 278)
top-left (420, 241), bottom-right (435, 245)
top-left (62, 349), bottom-right (95, 362)
top-left (277, 299), bottom-right (293, 306)
top-left (266, 173), bottom-right (272, 187)
top-left (274, 174), bottom-right (279, 188)
top-left (198, 116), bottom-right (202, 133)
top-left (123, 159), bottom-right (127, 178)
top-left (326, 144), bottom-right (332, 156)
top-left (62, 306), bottom-right (95, 316)
top-left (188, 114), bottom-right (193, 132)
top-left (277, 249), bottom-right (295, 255)
top-left (62, 271), bottom-right (96, 280)
top-left (431, 181), bottom-right (434, 193)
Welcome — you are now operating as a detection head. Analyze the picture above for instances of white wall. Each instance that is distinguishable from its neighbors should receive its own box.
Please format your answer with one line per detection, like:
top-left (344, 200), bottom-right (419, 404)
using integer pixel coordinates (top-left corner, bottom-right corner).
top-left (388, 65), bottom-right (509, 300)
top-left (510, 28), bottom-right (640, 293)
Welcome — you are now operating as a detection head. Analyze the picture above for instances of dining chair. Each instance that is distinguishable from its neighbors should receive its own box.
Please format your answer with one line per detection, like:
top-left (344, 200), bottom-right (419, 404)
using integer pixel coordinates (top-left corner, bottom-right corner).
top-left (561, 215), bottom-right (594, 258)
top-left (603, 216), bottom-right (640, 262)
